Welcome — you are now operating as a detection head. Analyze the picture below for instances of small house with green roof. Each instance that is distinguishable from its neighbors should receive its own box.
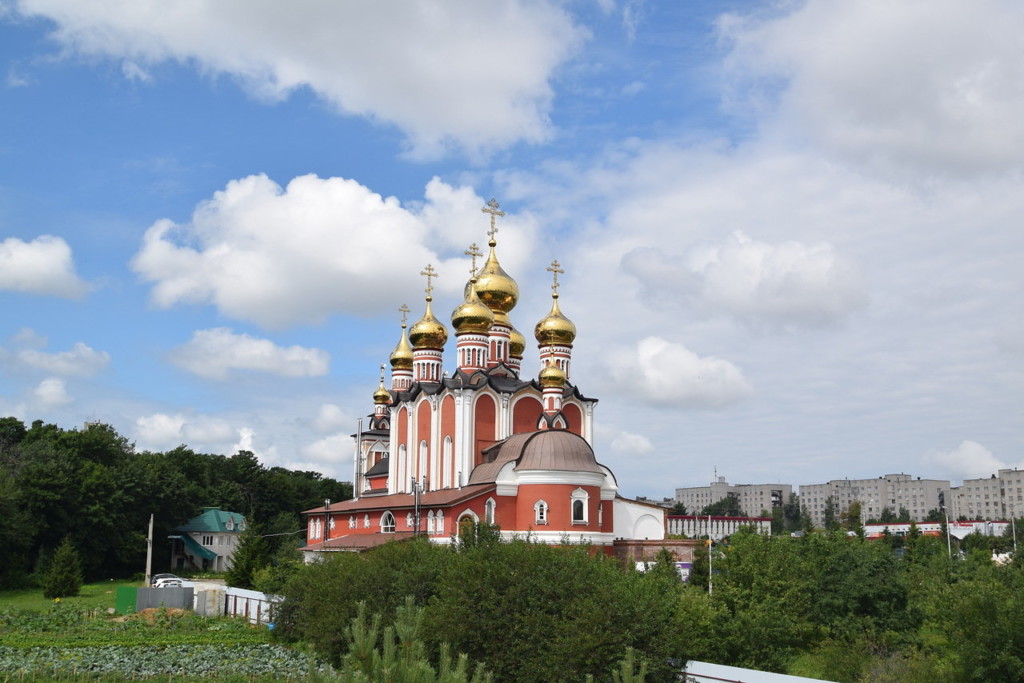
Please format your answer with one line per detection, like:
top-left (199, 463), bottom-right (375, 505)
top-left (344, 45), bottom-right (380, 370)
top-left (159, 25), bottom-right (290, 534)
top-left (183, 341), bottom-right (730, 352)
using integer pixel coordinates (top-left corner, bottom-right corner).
top-left (169, 507), bottom-right (246, 572)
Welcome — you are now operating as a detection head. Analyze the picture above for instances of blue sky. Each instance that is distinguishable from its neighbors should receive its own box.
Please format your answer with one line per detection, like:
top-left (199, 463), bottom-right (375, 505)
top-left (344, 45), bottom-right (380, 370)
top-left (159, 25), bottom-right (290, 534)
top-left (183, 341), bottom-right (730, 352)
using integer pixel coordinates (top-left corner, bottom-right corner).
top-left (2, 0), bottom-right (1023, 498)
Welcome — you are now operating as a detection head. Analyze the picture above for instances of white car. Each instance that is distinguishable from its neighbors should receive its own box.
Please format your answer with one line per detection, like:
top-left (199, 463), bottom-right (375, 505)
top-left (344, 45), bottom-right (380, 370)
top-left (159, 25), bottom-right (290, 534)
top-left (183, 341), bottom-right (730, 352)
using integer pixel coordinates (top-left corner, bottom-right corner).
top-left (153, 576), bottom-right (183, 588)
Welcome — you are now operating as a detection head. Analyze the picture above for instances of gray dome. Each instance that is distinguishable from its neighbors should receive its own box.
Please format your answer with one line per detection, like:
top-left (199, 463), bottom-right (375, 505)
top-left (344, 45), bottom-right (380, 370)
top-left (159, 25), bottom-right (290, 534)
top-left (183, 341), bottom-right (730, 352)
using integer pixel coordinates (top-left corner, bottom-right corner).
top-left (468, 430), bottom-right (602, 484)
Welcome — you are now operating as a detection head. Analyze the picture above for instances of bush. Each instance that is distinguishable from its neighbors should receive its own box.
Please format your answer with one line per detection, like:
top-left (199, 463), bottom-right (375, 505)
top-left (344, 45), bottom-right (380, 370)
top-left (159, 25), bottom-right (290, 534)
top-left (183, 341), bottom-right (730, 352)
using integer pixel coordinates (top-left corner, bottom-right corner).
top-left (42, 537), bottom-right (82, 599)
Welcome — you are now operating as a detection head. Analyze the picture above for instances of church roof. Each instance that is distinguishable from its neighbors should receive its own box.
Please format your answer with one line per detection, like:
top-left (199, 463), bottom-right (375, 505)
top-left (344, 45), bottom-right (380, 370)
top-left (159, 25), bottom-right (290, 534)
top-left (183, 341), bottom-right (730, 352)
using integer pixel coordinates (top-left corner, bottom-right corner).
top-left (364, 457), bottom-right (390, 477)
top-left (469, 430), bottom-right (605, 484)
top-left (304, 532), bottom-right (416, 552)
top-left (173, 507), bottom-right (245, 534)
top-left (305, 484), bottom-right (495, 515)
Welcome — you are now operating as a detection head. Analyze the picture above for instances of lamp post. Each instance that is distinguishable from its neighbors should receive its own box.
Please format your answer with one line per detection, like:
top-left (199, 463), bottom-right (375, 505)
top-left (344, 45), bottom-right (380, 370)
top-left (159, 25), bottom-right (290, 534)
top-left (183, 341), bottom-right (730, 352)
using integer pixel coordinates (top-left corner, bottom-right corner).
top-left (324, 498), bottom-right (331, 549)
top-left (707, 512), bottom-right (713, 596)
top-left (942, 506), bottom-right (952, 560)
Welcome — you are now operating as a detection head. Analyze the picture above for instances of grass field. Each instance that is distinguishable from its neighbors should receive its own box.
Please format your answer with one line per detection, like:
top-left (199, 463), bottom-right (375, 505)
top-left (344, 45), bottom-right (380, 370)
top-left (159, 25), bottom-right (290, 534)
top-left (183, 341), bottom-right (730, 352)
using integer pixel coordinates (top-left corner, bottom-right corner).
top-left (0, 580), bottom-right (141, 613)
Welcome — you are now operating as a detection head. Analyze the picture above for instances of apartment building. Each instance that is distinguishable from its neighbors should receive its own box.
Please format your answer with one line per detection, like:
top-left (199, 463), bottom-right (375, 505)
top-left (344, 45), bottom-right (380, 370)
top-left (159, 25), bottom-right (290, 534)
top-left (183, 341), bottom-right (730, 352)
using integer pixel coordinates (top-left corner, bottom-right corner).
top-left (674, 477), bottom-right (791, 517)
top-left (950, 469), bottom-right (1024, 520)
top-left (799, 474), bottom-right (951, 528)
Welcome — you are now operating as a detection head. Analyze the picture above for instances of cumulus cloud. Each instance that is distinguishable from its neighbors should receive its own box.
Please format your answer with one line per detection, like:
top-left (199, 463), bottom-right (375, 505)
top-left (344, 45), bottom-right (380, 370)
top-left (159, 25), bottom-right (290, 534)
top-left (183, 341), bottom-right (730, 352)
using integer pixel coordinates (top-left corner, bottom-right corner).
top-left (0, 235), bottom-right (88, 298)
top-left (169, 328), bottom-right (329, 380)
top-left (606, 336), bottom-right (752, 409)
top-left (609, 431), bottom-right (654, 457)
top-left (131, 174), bottom-right (531, 328)
top-left (622, 231), bottom-right (866, 327)
top-left (302, 433), bottom-right (352, 465)
top-left (33, 377), bottom-right (72, 407)
top-left (719, 0), bottom-right (1024, 175)
top-left (135, 412), bottom-right (238, 451)
top-left (313, 404), bottom-right (349, 433)
top-left (18, 341), bottom-right (110, 376)
top-left (14, 0), bottom-right (586, 157)
top-left (922, 440), bottom-right (1018, 482)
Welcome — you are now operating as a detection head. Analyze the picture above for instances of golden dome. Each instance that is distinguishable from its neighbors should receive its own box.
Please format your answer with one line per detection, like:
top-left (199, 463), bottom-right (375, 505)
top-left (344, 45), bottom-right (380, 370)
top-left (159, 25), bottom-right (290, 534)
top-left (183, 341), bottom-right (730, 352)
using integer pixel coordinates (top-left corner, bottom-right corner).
top-left (475, 244), bottom-right (519, 316)
top-left (509, 326), bottom-right (526, 358)
top-left (534, 294), bottom-right (576, 346)
top-left (451, 279), bottom-right (494, 334)
top-left (409, 298), bottom-right (448, 350)
top-left (389, 323), bottom-right (413, 370)
top-left (538, 359), bottom-right (566, 388)
top-left (373, 381), bottom-right (391, 404)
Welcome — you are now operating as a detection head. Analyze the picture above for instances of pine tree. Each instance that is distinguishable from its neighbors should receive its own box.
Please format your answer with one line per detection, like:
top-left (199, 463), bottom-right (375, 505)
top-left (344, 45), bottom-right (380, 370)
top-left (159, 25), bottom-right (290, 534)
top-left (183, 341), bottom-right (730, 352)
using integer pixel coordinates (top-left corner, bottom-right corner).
top-left (43, 536), bottom-right (82, 599)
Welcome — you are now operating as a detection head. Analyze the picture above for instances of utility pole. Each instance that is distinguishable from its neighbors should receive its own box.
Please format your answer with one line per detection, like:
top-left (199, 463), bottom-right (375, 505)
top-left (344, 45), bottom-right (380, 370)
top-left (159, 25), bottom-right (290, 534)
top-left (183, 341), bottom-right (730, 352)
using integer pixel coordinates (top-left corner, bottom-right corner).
top-left (145, 514), bottom-right (153, 586)
top-left (708, 512), bottom-right (713, 595)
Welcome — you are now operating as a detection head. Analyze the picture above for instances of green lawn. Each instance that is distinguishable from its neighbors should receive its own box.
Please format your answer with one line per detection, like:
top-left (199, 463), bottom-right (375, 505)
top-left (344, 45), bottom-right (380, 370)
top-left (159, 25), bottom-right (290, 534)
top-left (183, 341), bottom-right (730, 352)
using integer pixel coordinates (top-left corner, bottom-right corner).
top-left (0, 579), bottom-right (141, 613)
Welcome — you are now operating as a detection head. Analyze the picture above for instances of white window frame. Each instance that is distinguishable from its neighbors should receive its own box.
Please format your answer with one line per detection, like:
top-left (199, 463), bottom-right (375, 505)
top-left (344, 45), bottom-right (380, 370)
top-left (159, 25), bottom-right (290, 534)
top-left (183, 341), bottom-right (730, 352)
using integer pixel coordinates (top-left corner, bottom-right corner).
top-left (534, 499), bottom-right (549, 525)
top-left (381, 511), bottom-right (396, 534)
top-left (571, 487), bottom-right (589, 525)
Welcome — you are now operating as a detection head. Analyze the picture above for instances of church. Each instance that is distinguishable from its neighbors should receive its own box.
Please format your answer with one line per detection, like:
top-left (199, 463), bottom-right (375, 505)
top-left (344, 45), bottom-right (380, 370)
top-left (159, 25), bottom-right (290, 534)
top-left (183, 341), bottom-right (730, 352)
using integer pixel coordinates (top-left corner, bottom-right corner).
top-left (301, 200), bottom-right (665, 558)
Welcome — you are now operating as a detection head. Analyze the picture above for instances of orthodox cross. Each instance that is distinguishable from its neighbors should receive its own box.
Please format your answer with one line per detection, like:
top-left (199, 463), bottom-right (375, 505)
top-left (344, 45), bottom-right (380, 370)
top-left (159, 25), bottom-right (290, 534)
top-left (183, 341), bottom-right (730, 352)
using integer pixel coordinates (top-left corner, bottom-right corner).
top-left (420, 264), bottom-right (438, 299)
top-left (398, 303), bottom-right (410, 325)
top-left (481, 198), bottom-right (504, 243)
top-left (465, 243), bottom-right (483, 277)
top-left (379, 363), bottom-right (386, 384)
top-left (547, 260), bottom-right (564, 296)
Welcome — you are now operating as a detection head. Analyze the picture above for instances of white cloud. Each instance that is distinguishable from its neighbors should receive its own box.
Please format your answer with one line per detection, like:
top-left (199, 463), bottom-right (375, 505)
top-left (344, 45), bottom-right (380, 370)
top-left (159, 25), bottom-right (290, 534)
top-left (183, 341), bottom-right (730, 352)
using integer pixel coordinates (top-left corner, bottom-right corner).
top-left (0, 235), bottom-right (88, 298)
top-left (169, 327), bottom-right (329, 380)
top-left (132, 174), bottom-right (533, 328)
top-left (33, 377), bottom-right (72, 407)
top-left (18, 341), bottom-right (110, 376)
top-left (719, 0), bottom-right (1024, 175)
top-left (609, 431), bottom-right (654, 457)
top-left (313, 404), bottom-right (348, 433)
top-left (120, 60), bottom-right (150, 82)
top-left (302, 433), bottom-right (352, 465)
top-left (606, 336), bottom-right (752, 409)
top-left (15, 0), bottom-right (586, 157)
top-left (922, 440), bottom-right (1019, 482)
top-left (135, 412), bottom-right (238, 451)
top-left (622, 231), bottom-right (867, 327)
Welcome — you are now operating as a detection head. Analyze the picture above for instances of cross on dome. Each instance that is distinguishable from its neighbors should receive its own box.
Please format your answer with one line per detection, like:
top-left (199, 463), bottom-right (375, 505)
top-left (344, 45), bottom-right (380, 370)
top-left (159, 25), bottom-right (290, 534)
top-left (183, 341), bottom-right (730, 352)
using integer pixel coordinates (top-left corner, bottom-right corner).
top-left (399, 303), bottom-right (410, 325)
top-left (547, 260), bottom-right (565, 297)
top-left (420, 264), bottom-right (438, 300)
top-left (481, 198), bottom-right (504, 245)
top-left (465, 243), bottom-right (483, 278)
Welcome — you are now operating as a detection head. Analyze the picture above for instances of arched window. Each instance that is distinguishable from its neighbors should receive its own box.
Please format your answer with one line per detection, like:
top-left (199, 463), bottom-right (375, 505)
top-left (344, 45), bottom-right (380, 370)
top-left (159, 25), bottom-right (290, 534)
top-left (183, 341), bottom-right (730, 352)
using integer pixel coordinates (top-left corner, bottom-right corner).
top-left (443, 436), bottom-right (453, 489)
top-left (397, 444), bottom-right (407, 492)
top-left (348, 515), bottom-right (355, 529)
top-left (406, 512), bottom-right (414, 528)
top-left (427, 510), bottom-right (435, 534)
top-left (534, 500), bottom-right (549, 525)
top-left (381, 511), bottom-right (396, 534)
top-left (484, 498), bottom-right (496, 525)
top-left (419, 440), bottom-right (428, 483)
top-left (436, 510), bottom-right (444, 535)
top-left (363, 514), bottom-right (370, 528)
top-left (571, 488), bottom-right (589, 524)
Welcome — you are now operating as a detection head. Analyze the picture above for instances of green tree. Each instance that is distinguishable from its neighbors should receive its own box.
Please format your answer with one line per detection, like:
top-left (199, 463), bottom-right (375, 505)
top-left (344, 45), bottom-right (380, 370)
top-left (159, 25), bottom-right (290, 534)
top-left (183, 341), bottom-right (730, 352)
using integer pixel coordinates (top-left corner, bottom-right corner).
top-left (225, 524), bottom-right (271, 589)
top-left (702, 495), bottom-right (743, 517)
top-left (823, 496), bottom-right (839, 531)
top-left (43, 536), bottom-right (83, 599)
top-left (841, 500), bottom-right (863, 531)
top-left (671, 502), bottom-right (688, 515)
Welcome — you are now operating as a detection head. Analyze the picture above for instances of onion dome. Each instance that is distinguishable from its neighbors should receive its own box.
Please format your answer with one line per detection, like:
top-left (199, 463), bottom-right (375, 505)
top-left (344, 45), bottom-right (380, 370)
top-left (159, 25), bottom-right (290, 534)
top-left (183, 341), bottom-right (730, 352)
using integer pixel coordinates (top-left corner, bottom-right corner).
top-left (475, 242), bottom-right (519, 318)
top-left (451, 279), bottom-right (494, 334)
top-left (389, 323), bottom-right (413, 370)
top-left (538, 359), bottom-right (566, 388)
top-left (373, 381), bottom-right (391, 405)
top-left (534, 293), bottom-right (577, 346)
top-left (409, 298), bottom-right (448, 350)
top-left (509, 326), bottom-right (526, 358)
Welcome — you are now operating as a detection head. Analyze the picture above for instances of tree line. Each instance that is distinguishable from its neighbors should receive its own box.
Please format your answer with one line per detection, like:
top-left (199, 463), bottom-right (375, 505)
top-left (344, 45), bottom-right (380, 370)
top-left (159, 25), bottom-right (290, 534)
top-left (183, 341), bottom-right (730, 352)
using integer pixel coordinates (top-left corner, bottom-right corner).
top-left (0, 416), bottom-right (351, 588)
top-left (274, 525), bottom-right (1024, 682)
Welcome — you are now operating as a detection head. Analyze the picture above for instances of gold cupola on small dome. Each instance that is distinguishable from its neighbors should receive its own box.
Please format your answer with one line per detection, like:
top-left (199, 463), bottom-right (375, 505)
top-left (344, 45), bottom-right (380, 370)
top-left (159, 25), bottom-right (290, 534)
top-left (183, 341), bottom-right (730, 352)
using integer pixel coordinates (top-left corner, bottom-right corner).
top-left (451, 278), bottom-right (494, 334)
top-left (373, 376), bottom-right (391, 404)
top-left (475, 199), bottom-right (519, 320)
top-left (408, 264), bottom-right (449, 350)
top-left (534, 260), bottom-right (576, 346)
top-left (389, 305), bottom-right (414, 370)
top-left (509, 326), bottom-right (526, 358)
top-left (538, 359), bottom-right (567, 388)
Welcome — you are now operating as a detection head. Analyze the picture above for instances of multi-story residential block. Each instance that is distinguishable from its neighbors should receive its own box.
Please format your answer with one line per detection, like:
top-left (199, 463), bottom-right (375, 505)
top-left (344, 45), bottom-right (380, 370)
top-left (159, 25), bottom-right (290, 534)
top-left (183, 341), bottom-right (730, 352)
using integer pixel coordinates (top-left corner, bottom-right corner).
top-left (799, 474), bottom-right (951, 527)
top-left (674, 477), bottom-right (791, 517)
top-left (950, 469), bottom-right (1024, 520)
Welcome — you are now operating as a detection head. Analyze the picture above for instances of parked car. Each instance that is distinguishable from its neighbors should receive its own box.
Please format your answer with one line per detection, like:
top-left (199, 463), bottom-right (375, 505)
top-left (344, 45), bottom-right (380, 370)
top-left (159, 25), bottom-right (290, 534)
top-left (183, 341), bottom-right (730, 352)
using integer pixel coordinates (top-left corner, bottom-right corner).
top-left (154, 578), bottom-right (183, 588)
top-left (151, 573), bottom-right (181, 587)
